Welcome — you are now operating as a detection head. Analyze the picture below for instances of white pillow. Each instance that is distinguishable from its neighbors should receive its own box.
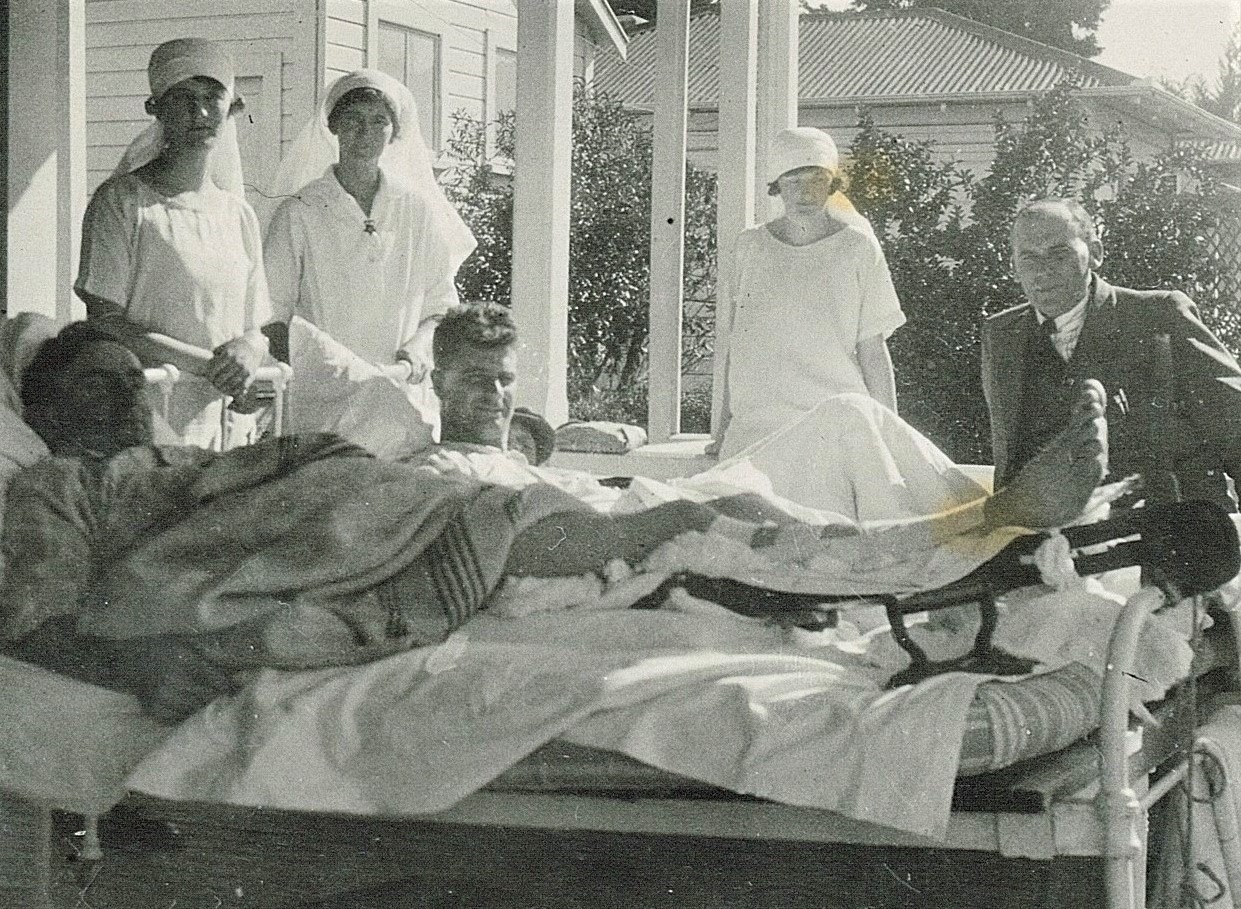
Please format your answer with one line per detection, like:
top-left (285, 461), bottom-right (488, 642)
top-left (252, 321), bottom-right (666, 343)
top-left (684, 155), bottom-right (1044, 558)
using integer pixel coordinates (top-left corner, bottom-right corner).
top-left (288, 316), bottom-right (436, 459)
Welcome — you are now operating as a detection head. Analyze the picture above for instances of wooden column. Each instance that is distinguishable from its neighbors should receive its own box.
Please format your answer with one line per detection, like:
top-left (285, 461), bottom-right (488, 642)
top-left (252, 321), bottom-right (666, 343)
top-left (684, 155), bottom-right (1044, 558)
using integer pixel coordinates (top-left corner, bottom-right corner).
top-left (7, 0), bottom-right (86, 322)
top-left (755, 0), bottom-right (799, 221)
top-left (712, 0), bottom-right (758, 432)
top-left (511, 0), bottom-right (574, 427)
top-left (646, 0), bottom-right (690, 442)
top-left (58, 0), bottom-right (87, 323)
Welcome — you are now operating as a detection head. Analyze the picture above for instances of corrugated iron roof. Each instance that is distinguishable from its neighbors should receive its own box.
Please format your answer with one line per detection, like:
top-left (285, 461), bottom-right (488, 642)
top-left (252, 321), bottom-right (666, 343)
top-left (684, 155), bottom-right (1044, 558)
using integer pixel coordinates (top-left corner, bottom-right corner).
top-left (595, 9), bottom-right (1138, 107)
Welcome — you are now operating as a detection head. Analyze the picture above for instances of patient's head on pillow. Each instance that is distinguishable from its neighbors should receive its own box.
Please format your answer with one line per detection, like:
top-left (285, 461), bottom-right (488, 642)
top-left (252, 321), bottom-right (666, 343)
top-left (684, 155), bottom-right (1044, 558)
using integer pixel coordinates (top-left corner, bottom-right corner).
top-left (21, 321), bottom-right (153, 457)
top-left (432, 302), bottom-right (518, 449)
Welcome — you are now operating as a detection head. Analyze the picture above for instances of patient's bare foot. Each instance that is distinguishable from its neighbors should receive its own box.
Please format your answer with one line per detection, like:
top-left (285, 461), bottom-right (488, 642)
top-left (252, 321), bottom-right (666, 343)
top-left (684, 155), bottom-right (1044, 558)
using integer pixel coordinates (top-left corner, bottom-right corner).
top-left (985, 379), bottom-right (1108, 529)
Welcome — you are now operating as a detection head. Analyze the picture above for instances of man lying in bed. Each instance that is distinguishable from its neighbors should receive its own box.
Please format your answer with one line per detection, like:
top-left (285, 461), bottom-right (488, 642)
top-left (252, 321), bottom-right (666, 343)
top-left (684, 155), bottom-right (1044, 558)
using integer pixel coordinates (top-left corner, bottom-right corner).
top-left (0, 320), bottom-right (1107, 723)
top-left (410, 303), bottom-right (989, 524)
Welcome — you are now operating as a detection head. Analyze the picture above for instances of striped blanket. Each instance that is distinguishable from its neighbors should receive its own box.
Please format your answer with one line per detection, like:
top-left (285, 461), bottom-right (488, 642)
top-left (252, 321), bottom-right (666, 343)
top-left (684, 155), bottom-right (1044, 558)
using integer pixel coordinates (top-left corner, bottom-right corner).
top-left (0, 434), bottom-right (581, 678)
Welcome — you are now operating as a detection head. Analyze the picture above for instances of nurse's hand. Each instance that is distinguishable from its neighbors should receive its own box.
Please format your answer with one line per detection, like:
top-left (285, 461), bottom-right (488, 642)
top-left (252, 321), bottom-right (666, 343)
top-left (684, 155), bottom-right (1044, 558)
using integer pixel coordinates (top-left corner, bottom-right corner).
top-left (208, 335), bottom-right (267, 398)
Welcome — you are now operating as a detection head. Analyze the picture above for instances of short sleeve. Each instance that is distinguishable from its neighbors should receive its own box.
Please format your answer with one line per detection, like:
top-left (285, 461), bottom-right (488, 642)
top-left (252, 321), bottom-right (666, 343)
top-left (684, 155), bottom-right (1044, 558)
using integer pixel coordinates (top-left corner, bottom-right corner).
top-left (75, 179), bottom-right (136, 308)
top-left (237, 201), bottom-right (275, 330)
top-left (262, 199), bottom-right (301, 325)
top-left (855, 234), bottom-right (906, 341)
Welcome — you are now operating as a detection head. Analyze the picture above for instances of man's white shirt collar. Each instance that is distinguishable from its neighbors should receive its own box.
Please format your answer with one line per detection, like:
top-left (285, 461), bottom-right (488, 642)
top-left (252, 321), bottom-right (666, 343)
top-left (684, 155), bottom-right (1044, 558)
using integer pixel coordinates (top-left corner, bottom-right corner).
top-left (1035, 295), bottom-right (1089, 361)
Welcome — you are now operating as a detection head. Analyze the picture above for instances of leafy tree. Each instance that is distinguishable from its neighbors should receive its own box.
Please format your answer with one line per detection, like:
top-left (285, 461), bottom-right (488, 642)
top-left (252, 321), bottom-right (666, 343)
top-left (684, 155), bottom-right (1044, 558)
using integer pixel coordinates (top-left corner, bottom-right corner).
top-left (440, 112), bottom-right (515, 308)
top-left (444, 79), bottom-right (1235, 457)
top-left (608, 1), bottom-right (718, 26)
top-left (1174, 21), bottom-right (1241, 125)
top-left (844, 116), bottom-right (978, 455)
top-left (847, 0), bottom-right (1110, 58)
top-left (441, 83), bottom-right (719, 424)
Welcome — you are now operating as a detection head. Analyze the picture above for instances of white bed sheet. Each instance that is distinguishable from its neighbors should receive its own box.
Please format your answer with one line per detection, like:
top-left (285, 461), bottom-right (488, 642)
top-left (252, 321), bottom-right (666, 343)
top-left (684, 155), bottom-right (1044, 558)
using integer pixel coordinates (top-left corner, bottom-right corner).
top-left (0, 574), bottom-right (1194, 841)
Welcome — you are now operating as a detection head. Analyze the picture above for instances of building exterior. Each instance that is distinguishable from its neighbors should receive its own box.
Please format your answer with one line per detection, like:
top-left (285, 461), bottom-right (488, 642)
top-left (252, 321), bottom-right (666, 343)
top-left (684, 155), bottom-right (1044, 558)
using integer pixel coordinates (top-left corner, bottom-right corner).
top-left (595, 8), bottom-right (1241, 178)
top-left (83, 0), bottom-right (625, 223)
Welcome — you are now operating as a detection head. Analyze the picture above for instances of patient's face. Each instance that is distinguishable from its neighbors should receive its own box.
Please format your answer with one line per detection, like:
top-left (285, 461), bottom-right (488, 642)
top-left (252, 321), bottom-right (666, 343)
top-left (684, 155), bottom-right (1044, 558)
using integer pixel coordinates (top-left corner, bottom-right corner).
top-left (434, 343), bottom-right (517, 448)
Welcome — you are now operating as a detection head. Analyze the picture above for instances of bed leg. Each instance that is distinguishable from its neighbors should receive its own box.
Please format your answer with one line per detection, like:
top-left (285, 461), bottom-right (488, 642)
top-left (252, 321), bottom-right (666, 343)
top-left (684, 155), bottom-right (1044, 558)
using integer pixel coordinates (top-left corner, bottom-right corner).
top-left (79, 814), bottom-right (102, 862)
top-left (1099, 586), bottom-right (1165, 909)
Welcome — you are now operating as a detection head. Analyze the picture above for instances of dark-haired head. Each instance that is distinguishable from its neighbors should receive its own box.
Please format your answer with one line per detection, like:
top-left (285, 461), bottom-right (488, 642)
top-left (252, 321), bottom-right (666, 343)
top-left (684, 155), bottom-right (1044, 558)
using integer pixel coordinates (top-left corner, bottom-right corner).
top-left (327, 87), bottom-right (400, 140)
top-left (22, 322), bottom-right (153, 458)
top-left (433, 302), bottom-right (518, 370)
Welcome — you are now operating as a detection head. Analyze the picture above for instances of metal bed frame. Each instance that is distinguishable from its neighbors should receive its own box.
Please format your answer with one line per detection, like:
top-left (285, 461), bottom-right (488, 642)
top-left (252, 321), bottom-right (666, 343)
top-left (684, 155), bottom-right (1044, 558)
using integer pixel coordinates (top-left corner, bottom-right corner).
top-left (142, 361), bottom-right (294, 448)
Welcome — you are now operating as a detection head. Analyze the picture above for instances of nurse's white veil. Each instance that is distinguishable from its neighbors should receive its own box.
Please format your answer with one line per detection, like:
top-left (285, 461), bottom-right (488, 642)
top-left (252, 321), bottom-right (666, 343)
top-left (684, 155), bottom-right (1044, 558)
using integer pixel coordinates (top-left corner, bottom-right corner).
top-left (114, 37), bottom-right (246, 195)
top-left (270, 69), bottom-right (477, 273)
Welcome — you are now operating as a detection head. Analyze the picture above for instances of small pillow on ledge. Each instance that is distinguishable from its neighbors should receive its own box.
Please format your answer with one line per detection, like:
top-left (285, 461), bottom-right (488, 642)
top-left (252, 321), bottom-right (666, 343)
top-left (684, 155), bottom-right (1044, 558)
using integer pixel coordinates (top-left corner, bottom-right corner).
top-left (554, 420), bottom-right (648, 454)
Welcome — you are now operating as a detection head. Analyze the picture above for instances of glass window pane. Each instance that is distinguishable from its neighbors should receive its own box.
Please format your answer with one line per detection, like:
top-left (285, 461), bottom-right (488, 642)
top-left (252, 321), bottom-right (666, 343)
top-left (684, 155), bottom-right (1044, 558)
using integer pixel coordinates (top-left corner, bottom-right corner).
top-left (377, 22), bottom-right (440, 148)
top-left (377, 25), bottom-right (407, 88)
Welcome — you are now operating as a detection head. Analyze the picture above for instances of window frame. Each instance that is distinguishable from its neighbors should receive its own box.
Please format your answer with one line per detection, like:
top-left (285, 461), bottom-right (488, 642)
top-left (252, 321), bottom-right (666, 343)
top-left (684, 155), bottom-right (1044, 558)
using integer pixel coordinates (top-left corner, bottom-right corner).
top-left (484, 28), bottom-right (517, 169)
top-left (368, 0), bottom-right (450, 153)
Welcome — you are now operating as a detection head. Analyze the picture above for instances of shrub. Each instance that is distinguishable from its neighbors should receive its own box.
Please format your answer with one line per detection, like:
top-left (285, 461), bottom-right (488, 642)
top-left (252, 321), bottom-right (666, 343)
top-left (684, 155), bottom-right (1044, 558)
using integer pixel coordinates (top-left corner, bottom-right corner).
top-left (442, 83), bottom-right (718, 424)
top-left (846, 82), bottom-right (1238, 462)
top-left (444, 80), bottom-right (1239, 460)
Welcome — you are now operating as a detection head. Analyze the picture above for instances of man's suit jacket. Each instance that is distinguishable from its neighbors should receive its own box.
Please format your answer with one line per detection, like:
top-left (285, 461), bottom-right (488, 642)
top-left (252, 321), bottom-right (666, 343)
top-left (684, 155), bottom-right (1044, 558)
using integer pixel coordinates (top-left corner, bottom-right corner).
top-left (981, 276), bottom-right (1241, 504)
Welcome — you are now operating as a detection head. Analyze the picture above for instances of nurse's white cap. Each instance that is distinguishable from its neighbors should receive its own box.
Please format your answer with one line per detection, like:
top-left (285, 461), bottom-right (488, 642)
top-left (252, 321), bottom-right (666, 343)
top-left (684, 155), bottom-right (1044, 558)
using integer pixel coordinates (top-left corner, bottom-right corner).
top-left (769, 127), bottom-right (840, 181)
top-left (148, 37), bottom-right (235, 102)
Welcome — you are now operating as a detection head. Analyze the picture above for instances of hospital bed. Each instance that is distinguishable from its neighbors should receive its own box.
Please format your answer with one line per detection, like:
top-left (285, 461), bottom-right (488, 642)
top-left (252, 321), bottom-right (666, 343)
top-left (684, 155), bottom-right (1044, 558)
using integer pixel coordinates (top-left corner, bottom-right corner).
top-left (1, 357), bottom-right (1239, 908)
top-left (5, 512), bottom-right (1238, 909)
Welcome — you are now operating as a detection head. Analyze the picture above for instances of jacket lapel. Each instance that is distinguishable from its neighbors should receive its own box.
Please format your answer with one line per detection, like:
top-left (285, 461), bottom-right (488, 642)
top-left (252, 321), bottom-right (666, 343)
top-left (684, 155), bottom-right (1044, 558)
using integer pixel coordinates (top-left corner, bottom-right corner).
top-left (987, 307), bottom-right (1035, 480)
top-left (1067, 276), bottom-right (1119, 380)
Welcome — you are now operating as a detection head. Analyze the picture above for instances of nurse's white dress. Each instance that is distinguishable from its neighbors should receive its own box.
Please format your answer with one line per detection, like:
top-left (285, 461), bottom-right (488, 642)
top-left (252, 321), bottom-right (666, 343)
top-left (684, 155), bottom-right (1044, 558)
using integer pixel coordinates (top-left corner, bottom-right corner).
top-left (719, 222), bottom-right (906, 460)
top-left (75, 174), bottom-right (273, 448)
top-left (264, 169), bottom-right (461, 366)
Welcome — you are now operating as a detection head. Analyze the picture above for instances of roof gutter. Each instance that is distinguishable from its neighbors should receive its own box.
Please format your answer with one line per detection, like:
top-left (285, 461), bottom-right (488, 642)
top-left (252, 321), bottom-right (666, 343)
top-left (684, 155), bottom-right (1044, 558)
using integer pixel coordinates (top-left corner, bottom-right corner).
top-left (790, 85), bottom-right (1241, 142)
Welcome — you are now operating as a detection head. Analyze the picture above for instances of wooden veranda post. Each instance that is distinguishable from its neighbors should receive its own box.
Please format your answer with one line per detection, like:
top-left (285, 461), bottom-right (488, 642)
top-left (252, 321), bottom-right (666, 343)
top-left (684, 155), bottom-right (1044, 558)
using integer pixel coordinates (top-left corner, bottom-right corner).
top-left (511, 0), bottom-right (574, 427)
top-left (6, 0), bottom-right (85, 323)
top-left (646, 0), bottom-right (691, 442)
top-left (711, 0), bottom-right (759, 434)
top-left (755, 0), bottom-right (799, 220)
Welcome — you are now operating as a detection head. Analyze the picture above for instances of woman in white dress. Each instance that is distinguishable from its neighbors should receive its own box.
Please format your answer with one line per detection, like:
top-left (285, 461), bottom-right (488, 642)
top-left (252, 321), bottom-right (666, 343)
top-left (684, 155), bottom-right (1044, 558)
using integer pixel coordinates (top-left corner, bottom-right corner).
top-left (714, 127), bottom-right (906, 460)
top-left (264, 69), bottom-right (476, 432)
top-left (75, 38), bottom-right (273, 449)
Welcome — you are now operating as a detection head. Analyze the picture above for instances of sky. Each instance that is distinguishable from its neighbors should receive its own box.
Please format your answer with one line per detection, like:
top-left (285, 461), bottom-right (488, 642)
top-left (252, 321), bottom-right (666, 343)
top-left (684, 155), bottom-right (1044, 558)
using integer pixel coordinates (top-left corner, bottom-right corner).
top-left (1095, 0), bottom-right (1239, 86)
top-left (810, 0), bottom-right (1241, 87)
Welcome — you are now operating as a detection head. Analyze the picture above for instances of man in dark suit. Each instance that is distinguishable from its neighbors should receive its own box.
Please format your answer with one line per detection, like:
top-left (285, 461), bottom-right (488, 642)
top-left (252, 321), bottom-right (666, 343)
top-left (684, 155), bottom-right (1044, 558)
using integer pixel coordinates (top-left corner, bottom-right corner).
top-left (982, 197), bottom-right (1241, 509)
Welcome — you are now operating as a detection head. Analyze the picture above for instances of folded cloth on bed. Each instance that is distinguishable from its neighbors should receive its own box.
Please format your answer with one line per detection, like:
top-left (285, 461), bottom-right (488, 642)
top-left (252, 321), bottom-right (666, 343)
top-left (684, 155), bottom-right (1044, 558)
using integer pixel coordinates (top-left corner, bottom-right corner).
top-left (287, 316), bottom-right (436, 458)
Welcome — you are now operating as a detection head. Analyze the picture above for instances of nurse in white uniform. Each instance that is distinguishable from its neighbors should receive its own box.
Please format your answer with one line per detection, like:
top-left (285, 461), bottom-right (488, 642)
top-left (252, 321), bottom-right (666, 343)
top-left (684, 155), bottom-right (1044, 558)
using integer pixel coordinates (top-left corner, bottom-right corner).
top-left (75, 38), bottom-right (273, 449)
top-left (714, 127), bottom-right (905, 460)
top-left (264, 69), bottom-right (476, 428)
